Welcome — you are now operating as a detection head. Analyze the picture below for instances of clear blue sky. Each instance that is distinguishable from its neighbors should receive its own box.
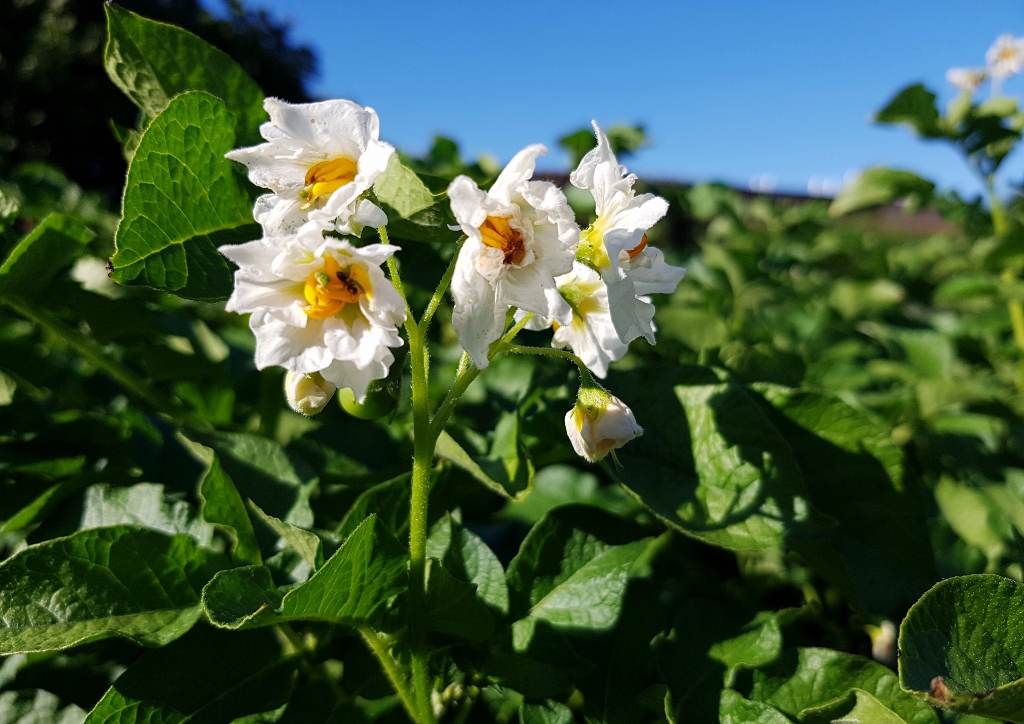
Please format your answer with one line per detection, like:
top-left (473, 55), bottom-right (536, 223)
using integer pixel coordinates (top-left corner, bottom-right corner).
top-left (232, 0), bottom-right (1024, 196)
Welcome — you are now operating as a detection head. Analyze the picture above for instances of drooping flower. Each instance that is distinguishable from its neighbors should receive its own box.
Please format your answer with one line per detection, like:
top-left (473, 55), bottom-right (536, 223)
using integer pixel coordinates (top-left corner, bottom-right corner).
top-left (571, 121), bottom-right (685, 344)
top-left (520, 261), bottom-right (644, 377)
top-left (226, 98), bottom-right (395, 236)
top-left (946, 67), bottom-right (987, 93)
top-left (448, 145), bottom-right (579, 368)
top-left (565, 383), bottom-right (643, 462)
top-left (218, 221), bottom-right (406, 402)
top-left (987, 34), bottom-right (1024, 80)
top-left (284, 371), bottom-right (337, 416)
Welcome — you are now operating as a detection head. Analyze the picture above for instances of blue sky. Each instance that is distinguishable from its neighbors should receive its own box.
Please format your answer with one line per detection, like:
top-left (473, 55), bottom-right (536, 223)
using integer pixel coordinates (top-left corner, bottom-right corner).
top-left (236, 0), bottom-right (1023, 197)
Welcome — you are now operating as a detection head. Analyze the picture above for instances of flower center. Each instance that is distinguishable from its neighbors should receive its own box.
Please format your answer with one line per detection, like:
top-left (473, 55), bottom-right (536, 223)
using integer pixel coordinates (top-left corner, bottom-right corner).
top-left (479, 216), bottom-right (526, 266)
top-left (303, 256), bottom-right (369, 319)
top-left (300, 157), bottom-right (358, 208)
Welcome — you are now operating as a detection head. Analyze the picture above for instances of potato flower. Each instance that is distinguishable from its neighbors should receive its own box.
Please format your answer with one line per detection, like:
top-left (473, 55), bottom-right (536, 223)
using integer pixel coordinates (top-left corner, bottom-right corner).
top-left (987, 34), bottom-right (1024, 80)
top-left (218, 221), bottom-right (406, 402)
top-left (571, 121), bottom-right (685, 344)
top-left (227, 98), bottom-right (395, 236)
top-left (284, 371), bottom-right (337, 416)
top-left (946, 67), bottom-right (987, 93)
top-left (565, 384), bottom-right (643, 462)
top-left (448, 145), bottom-right (579, 368)
top-left (520, 262), bottom-right (644, 377)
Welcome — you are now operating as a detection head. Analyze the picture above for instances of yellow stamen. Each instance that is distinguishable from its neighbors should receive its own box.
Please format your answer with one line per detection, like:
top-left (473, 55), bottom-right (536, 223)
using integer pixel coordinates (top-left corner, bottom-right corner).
top-left (302, 256), bottom-right (371, 319)
top-left (627, 234), bottom-right (648, 260)
top-left (301, 157), bottom-right (359, 208)
top-left (479, 216), bottom-right (526, 266)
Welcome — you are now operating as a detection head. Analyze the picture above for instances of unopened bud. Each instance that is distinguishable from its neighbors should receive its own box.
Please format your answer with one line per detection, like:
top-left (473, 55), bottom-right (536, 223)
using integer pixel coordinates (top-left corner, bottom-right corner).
top-left (565, 385), bottom-right (642, 462)
top-left (284, 371), bottom-right (337, 416)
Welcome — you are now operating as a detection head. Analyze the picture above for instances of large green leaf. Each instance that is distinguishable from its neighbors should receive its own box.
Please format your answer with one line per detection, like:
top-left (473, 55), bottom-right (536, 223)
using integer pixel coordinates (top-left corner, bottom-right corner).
top-left (250, 502), bottom-right (325, 571)
top-left (424, 558), bottom-right (494, 642)
top-left (335, 473), bottom-right (410, 541)
top-left (0, 215), bottom-right (94, 301)
top-left (874, 84), bottom-right (944, 138)
top-left (80, 483), bottom-right (213, 546)
top-left (84, 626), bottom-right (295, 724)
top-left (426, 515), bottom-right (509, 616)
top-left (748, 648), bottom-right (938, 724)
top-left (0, 526), bottom-right (230, 655)
top-left (899, 574), bottom-right (1024, 721)
top-left (718, 690), bottom-right (790, 724)
top-left (202, 515), bottom-right (407, 630)
top-left (506, 505), bottom-right (650, 631)
top-left (611, 365), bottom-right (812, 551)
top-left (752, 385), bottom-right (936, 616)
top-left (104, 3), bottom-right (265, 143)
top-left (371, 155), bottom-right (458, 243)
top-left (109, 91), bottom-right (258, 300)
top-left (197, 453), bottom-right (262, 567)
top-left (436, 418), bottom-right (533, 500)
top-left (801, 689), bottom-right (911, 724)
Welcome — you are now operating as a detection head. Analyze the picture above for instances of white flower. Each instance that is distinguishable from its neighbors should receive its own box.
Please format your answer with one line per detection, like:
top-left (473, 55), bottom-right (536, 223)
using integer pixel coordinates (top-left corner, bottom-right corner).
top-left (520, 262), bottom-right (648, 377)
top-left (987, 34), bottom-right (1024, 80)
top-left (448, 145), bottom-right (579, 368)
top-left (284, 371), bottom-right (337, 416)
top-left (226, 98), bottom-right (395, 236)
top-left (946, 67), bottom-right (987, 93)
top-left (565, 385), bottom-right (643, 462)
top-left (219, 222), bottom-right (406, 402)
top-left (571, 121), bottom-right (685, 344)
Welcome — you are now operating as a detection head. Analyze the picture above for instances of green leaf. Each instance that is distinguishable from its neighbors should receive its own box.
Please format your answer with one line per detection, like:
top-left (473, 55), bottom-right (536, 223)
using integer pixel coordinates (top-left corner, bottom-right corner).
top-left (249, 502), bottom-right (325, 571)
top-left (485, 617), bottom-right (592, 699)
top-left (426, 514), bottom-right (509, 616)
top-left (802, 688), bottom-right (911, 724)
top-left (899, 574), bottom-right (1024, 721)
top-left (424, 558), bottom-right (494, 642)
top-left (0, 526), bottom-right (230, 655)
top-left (519, 701), bottom-right (574, 724)
top-left (436, 419), bottom-right (533, 500)
top-left (335, 473), bottom-right (410, 542)
top-left (829, 168), bottom-right (935, 217)
top-left (103, 3), bottom-right (265, 143)
top-left (752, 385), bottom-right (936, 616)
top-left (202, 515), bottom-right (407, 630)
top-left (371, 155), bottom-right (457, 243)
top-left (748, 648), bottom-right (938, 724)
top-left (191, 431), bottom-right (316, 530)
top-left (198, 454), bottom-right (262, 567)
top-left (0, 214), bottom-right (94, 300)
top-left (109, 91), bottom-right (258, 300)
top-left (80, 483), bottom-right (214, 547)
top-left (506, 505), bottom-right (650, 630)
top-left (718, 689), bottom-right (791, 724)
top-left (0, 457), bottom-right (86, 535)
top-left (709, 613), bottom-right (783, 672)
top-left (875, 84), bottom-right (944, 137)
top-left (611, 365), bottom-right (812, 551)
top-left (84, 626), bottom-right (295, 724)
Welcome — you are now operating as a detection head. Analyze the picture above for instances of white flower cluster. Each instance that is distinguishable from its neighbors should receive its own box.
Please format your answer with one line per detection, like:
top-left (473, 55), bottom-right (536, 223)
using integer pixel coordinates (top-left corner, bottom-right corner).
top-left (221, 99), bottom-right (683, 461)
top-left (947, 33), bottom-right (1024, 95)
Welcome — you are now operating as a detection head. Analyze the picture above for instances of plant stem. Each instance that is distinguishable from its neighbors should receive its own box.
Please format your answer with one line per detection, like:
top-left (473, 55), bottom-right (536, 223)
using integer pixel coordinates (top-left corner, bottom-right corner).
top-left (1, 295), bottom-right (198, 429)
top-left (358, 626), bottom-right (421, 722)
top-left (419, 236), bottom-right (465, 334)
top-left (504, 343), bottom-right (586, 369)
top-left (379, 226), bottom-right (414, 324)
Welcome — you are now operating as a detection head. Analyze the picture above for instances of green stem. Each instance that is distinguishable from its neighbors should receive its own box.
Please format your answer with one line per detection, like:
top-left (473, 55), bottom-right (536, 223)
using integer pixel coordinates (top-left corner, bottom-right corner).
top-left (358, 626), bottom-right (421, 722)
top-left (379, 226), bottom-right (414, 324)
top-left (419, 236), bottom-right (465, 334)
top-left (1, 295), bottom-right (198, 429)
top-left (504, 343), bottom-right (585, 369)
top-left (427, 313), bottom-right (534, 440)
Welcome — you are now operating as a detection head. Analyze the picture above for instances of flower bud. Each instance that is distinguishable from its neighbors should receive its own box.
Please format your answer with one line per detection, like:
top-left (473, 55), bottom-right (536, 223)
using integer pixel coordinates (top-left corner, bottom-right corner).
top-left (284, 371), bottom-right (337, 416)
top-left (565, 385), bottom-right (643, 462)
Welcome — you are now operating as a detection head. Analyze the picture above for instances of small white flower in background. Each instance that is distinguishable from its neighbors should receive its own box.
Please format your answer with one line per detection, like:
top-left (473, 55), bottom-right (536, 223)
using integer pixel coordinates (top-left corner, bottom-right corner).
top-left (226, 98), bottom-right (395, 236)
top-left (519, 261), bottom-right (644, 377)
top-left (218, 221), bottom-right (406, 402)
top-left (987, 34), bottom-right (1024, 80)
top-left (565, 383), bottom-right (643, 462)
top-left (571, 121), bottom-right (685, 344)
top-left (448, 145), bottom-right (579, 368)
top-left (284, 371), bottom-right (337, 416)
top-left (946, 67), bottom-right (988, 93)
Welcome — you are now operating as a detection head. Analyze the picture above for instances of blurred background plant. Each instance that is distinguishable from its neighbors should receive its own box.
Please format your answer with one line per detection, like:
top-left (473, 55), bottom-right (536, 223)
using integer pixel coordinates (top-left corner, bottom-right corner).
top-left (3, 2), bottom-right (1024, 722)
